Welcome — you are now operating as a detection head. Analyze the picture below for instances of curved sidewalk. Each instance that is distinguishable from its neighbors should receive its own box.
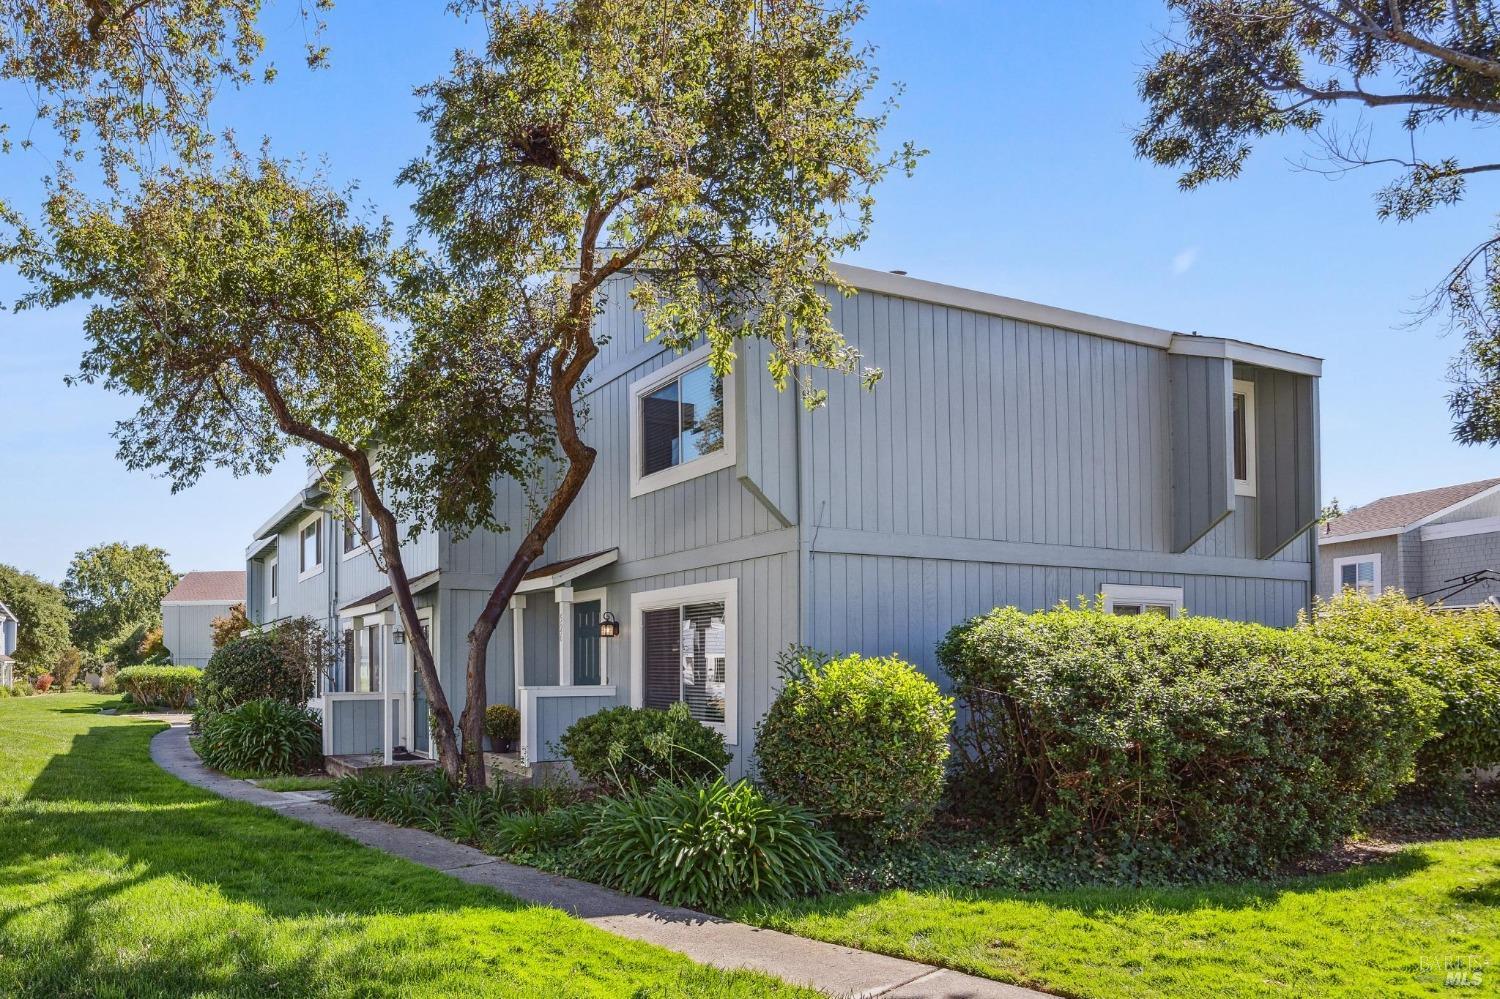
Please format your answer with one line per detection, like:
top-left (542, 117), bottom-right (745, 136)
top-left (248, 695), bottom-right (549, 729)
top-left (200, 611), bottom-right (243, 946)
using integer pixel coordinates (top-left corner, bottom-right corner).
top-left (151, 724), bottom-right (1046, 999)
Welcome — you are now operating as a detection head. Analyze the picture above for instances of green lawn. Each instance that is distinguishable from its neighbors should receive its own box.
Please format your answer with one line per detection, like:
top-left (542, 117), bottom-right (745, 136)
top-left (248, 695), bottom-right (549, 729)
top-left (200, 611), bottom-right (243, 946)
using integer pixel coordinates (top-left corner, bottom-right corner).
top-left (254, 774), bottom-right (339, 792)
top-left (0, 693), bottom-right (813, 998)
top-left (736, 843), bottom-right (1500, 997)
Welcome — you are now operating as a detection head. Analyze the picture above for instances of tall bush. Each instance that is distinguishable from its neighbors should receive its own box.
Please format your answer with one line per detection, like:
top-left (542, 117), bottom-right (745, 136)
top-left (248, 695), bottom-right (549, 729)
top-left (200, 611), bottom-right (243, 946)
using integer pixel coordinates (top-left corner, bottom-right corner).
top-left (199, 618), bottom-right (330, 716)
top-left (115, 664), bottom-right (202, 709)
top-left (756, 649), bottom-right (953, 843)
top-left (559, 703), bottom-right (731, 792)
top-left (1301, 591), bottom-right (1500, 784)
top-left (939, 605), bottom-right (1440, 872)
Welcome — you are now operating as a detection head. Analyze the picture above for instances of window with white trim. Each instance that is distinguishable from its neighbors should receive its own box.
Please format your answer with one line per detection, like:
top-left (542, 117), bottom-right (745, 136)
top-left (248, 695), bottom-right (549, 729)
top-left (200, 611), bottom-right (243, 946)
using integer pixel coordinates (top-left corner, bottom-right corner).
top-left (266, 555), bottom-right (278, 607)
top-left (298, 517), bottom-right (323, 579)
top-left (343, 487), bottom-right (378, 556)
top-left (1233, 378), bottom-right (1256, 497)
top-left (1334, 554), bottom-right (1381, 597)
top-left (631, 579), bottom-right (737, 741)
top-left (629, 346), bottom-right (736, 497)
top-left (1102, 583), bottom-right (1184, 617)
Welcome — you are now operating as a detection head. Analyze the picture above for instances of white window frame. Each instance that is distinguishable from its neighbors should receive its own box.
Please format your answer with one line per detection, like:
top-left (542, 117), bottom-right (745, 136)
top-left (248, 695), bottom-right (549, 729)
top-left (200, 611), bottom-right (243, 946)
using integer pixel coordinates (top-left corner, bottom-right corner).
top-left (569, 586), bottom-right (610, 686)
top-left (342, 486), bottom-right (380, 560)
top-left (1333, 554), bottom-right (1382, 597)
top-left (628, 345), bottom-right (737, 498)
top-left (297, 513), bottom-right (324, 581)
top-left (629, 577), bottom-right (738, 744)
top-left (266, 554), bottom-right (278, 609)
top-left (1232, 378), bottom-right (1257, 497)
top-left (1102, 583), bottom-right (1184, 618)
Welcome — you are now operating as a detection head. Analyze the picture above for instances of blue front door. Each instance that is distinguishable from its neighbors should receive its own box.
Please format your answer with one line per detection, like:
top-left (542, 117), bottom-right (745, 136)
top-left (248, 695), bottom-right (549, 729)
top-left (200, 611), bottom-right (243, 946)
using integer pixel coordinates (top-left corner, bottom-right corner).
top-left (573, 600), bottom-right (602, 685)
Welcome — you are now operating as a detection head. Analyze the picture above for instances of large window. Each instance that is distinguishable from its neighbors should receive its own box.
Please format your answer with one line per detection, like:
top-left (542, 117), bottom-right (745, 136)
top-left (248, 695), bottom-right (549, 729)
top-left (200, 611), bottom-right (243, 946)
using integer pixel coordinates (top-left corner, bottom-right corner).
top-left (1232, 378), bottom-right (1256, 497)
top-left (342, 487), bottom-right (378, 556)
top-left (629, 346), bottom-right (736, 496)
top-left (630, 579), bottom-right (737, 741)
top-left (298, 516), bottom-right (323, 580)
top-left (1334, 555), bottom-right (1381, 597)
top-left (1102, 583), bottom-right (1184, 617)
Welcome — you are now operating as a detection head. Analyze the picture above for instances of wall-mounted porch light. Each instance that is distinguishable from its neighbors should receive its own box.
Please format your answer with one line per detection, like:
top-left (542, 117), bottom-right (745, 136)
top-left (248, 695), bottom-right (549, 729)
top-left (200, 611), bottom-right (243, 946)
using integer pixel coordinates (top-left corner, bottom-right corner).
top-left (598, 611), bottom-right (621, 639)
top-left (392, 627), bottom-right (406, 645)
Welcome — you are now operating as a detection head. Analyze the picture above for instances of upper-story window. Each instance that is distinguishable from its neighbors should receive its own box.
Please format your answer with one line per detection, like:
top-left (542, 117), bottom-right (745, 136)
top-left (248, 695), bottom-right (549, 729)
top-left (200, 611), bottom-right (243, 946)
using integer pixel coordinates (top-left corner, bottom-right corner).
top-left (1233, 378), bottom-right (1256, 497)
top-left (629, 345), bottom-right (736, 497)
top-left (298, 516), bottom-right (323, 580)
top-left (1335, 555), bottom-right (1381, 597)
top-left (266, 555), bottom-right (278, 607)
top-left (343, 487), bottom-right (378, 556)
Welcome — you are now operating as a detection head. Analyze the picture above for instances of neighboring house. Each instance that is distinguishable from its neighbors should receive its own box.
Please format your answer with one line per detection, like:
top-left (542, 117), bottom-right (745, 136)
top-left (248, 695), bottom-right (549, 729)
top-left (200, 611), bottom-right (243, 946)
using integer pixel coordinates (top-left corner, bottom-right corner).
top-left (1318, 477), bottom-right (1500, 606)
top-left (160, 571), bottom-right (247, 667)
top-left (0, 599), bottom-right (17, 687)
top-left (244, 264), bottom-right (1322, 775)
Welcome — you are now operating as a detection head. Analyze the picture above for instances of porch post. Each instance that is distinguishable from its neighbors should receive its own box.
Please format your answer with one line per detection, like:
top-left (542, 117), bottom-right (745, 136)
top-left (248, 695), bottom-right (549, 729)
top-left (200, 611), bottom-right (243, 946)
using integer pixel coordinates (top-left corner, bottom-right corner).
top-left (511, 595), bottom-right (527, 706)
top-left (556, 585), bottom-right (575, 686)
top-left (381, 621), bottom-right (393, 766)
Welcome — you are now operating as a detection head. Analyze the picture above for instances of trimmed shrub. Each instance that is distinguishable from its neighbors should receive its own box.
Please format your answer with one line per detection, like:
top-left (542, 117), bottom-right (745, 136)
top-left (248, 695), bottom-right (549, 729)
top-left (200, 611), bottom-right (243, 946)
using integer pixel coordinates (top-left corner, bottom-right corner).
top-left (559, 703), bottom-right (731, 792)
top-left (35, 674), bottom-right (53, 693)
top-left (13, 680), bottom-right (34, 697)
top-left (939, 605), bottom-right (1441, 872)
top-left (580, 778), bottom-right (841, 910)
top-left (115, 665), bottom-right (202, 709)
top-left (199, 625), bottom-right (319, 716)
top-left (756, 649), bottom-right (953, 843)
top-left (1301, 591), bottom-right (1500, 784)
top-left (485, 703), bottom-right (521, 749)
top-left (197, 698), bottom-right (322, 775)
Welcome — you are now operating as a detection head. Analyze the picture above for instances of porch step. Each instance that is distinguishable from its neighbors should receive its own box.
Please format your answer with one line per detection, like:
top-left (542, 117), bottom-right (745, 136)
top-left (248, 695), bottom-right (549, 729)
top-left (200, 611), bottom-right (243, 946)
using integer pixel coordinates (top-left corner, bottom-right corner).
top-left (325, 753), bottom-right (438, 780)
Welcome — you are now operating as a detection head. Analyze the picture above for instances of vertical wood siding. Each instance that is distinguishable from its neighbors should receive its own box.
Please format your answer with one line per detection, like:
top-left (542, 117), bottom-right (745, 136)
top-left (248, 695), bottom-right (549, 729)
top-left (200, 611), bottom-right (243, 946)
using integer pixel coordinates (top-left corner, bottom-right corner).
top-left (161, 602), bottom-right (235, 667)
top-left (1170, 354), bottom-right (1233, 552)
top-left (1253, 368), bottom-right (1319, 558)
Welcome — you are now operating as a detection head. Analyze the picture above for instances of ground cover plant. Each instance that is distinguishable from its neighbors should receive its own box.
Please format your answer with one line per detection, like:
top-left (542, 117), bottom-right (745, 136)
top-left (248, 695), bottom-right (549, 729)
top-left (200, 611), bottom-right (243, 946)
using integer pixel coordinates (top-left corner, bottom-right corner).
top-left (0, 692), bottom-right (815, 998)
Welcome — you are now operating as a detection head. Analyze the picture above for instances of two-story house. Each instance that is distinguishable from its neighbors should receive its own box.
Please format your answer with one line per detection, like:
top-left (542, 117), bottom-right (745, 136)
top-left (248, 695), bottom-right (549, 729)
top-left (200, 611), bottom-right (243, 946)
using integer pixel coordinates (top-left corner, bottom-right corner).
top-left (1317, 477), bottom-right (1500, 606)
top-left (244, 264), bottom-right (1322, 776)
top-left (160, 570), bottom-right (247, 667)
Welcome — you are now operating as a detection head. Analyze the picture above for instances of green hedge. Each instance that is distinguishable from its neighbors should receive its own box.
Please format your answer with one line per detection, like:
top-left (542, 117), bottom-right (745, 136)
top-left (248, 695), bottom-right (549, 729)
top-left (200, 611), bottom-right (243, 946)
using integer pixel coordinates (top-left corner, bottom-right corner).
top-left (559, 703), bottom-right (731, 792)
top-left (938, 605), bottom-right (1440, 871)
top-left (1301, 591), bottom-right (1500, 784)
top-left (115, 665), bottom-right (203, 709)
top-left (756, 650), bottom-right (953, 843)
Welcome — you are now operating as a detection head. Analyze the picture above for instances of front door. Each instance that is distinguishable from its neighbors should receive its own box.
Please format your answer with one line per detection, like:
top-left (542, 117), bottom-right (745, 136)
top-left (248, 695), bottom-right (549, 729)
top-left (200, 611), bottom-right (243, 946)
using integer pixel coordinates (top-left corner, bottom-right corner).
top-left (573, 600), bottom-right (602, 685)
top-left (411, 612), bottom-right (432, 756)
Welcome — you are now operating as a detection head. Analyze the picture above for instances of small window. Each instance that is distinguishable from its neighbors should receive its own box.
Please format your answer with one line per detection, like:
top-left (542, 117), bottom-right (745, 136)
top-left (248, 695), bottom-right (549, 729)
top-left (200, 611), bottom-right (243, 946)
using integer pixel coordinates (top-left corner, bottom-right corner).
top-left (1102, 583), bottom-right (1184, 618)
top-left (1233, 378), bottom-right (1256, 497)
top-left (355, 624), bottom-right (383, 692)
top-left (1335, 555), bottom-right (1381, 597)
top-left (298, 517), bottom-right (323, 579)
top-left (266, 556), bottom-right (278, 605)
top-left (631, 579), bottom-right (737, 741)
top-left (343, 488), bottom-right (379, 556)
top-left (629, 346), bottom-right (736, 497)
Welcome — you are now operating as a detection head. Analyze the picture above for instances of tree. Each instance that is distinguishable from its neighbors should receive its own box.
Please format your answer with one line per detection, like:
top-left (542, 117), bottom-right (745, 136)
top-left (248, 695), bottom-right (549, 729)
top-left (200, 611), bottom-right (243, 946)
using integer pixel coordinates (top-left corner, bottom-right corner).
top-left (0, 563), bottom-right (72, 672)
top-left (211, 603), bottom-right (252, 650)
top-left (63, 542), bottom-right (178, 654)
top-left (1135, 1), bottom-right (1500, 443)
top-left (4, 0), bottom-right (914, 786)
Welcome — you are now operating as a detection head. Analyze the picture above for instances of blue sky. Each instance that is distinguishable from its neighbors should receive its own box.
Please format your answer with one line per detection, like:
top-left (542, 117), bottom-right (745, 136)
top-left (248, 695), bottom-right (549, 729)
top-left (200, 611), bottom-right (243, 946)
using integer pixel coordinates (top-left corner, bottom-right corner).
top-left (1, 0), bottom-right (1494, 583)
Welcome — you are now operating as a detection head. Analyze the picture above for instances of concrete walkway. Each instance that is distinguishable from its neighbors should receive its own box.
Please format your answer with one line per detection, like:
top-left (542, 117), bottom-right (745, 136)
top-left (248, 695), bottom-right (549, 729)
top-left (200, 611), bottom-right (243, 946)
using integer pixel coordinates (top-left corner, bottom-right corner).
top-left (150, 724), bottom-right (1046, 999)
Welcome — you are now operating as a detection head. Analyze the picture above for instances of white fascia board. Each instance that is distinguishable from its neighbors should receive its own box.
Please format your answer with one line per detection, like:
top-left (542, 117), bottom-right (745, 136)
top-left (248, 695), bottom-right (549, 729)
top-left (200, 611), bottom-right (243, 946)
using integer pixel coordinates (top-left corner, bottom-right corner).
top-left (1421, 515), bottom-right (1500, 541)
top-left (1317, 528), bottom-right (1400, 546)
top-left (831, 262), bottom-right (1323, 377)
top-left (516, 550), bottom-right (620, 594)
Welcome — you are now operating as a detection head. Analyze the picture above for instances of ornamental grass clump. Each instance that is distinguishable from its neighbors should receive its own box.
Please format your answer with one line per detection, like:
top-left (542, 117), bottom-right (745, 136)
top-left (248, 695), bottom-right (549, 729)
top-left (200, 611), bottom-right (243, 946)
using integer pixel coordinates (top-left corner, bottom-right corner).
top-left (939, 604), bottom-right (1441, 872)
top-left (196, 698), bottom-right (322, 776)
top-left (755, 649), bottom-right (953, 843)
top-left (580, 777), bottom-right (841, 910)
top-left (1301, 591), bottom-right (1500, 786)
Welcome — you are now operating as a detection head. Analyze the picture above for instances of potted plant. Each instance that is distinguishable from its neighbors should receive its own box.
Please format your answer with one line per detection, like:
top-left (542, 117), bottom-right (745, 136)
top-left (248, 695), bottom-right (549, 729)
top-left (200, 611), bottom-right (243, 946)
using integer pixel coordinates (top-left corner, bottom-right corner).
top-left (485, 703), bottom-right (521, 754)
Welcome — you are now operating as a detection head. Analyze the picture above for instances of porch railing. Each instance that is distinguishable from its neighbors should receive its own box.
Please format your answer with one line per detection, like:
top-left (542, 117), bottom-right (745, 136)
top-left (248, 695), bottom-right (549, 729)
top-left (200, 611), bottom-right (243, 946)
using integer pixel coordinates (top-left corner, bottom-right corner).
top-left (321, 691), bottom-right (396, 757)
top-left (517, 685), bottom-right (618, 764)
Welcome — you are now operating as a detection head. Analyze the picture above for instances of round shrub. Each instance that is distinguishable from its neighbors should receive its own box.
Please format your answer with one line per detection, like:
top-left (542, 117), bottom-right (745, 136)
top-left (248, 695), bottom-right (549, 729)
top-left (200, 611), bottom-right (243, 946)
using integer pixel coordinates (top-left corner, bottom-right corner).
top-left (199, 632), bottom-right (308, 716)
top-left (755, 650), bottom-right (953, 843)
top-left (1301, 591), bottom-right (1500, 784)
top-left (560, 703), bottom-right (731, 792)
top-left (580, 777), bottom-right (841, 910)
top-left (197, 698), bottom-right (322, 775)
top-left (938, 605), bottom-right (1441, 872)
top-left (485, 703), bottom-right (521, 749)
top-left (115, 664), bottom-right (202, 708)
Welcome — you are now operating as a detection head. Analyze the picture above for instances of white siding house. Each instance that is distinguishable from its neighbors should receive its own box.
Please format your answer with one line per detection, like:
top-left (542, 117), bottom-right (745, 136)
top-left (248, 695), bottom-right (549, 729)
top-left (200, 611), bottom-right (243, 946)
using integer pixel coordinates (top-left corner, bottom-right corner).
top-left (160, 571), bottom-right (246, 668)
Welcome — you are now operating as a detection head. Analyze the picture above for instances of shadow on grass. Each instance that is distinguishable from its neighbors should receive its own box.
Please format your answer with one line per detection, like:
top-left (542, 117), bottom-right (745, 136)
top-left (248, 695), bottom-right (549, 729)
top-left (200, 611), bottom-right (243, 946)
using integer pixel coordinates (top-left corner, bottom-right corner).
top-left (0, 709), bottom-right (536, 998)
